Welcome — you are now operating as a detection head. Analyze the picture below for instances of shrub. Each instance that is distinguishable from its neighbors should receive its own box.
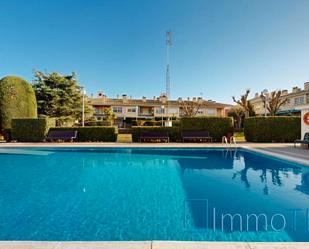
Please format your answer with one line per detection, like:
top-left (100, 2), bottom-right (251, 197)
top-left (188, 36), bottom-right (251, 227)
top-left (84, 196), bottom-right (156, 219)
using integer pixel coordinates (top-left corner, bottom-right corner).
top-left (180, 117), bottom-right (234, 141)
top-left (84, 120), bottom-right (112, 126)
top-left (0, 76), bottom-right (38, 130)
top-left (49, 127), bottom-right (118, 142)
top-left (244, 116), bottom-right (301, 142)
top-left (11, 118), bottom-right (55, 142)
top-left (2, 129), bottom-right (11, 142)
top-left (131, 126), bottom-right (181, 142)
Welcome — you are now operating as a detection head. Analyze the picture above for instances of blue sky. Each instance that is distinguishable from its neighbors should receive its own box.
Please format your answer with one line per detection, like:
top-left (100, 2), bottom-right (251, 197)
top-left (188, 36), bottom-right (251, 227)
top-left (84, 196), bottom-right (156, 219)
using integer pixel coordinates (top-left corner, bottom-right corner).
top-left (1, 0), bottom-right (309, 104)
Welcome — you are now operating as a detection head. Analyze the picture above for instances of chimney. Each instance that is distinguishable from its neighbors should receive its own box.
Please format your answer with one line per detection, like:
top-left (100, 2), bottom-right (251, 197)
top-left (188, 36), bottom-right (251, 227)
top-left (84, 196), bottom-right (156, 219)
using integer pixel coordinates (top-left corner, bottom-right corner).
top-left (192, 97), bottom-right (197, 102)
top-left (122, 94), bottom-right (128, 103)
top-left (304, 82), bottom-right (309, 91)
top-left (178, 97), bottom-right (182, 102)
top-left (187, 97), bottom-right (190, 101)
top-left (142, 96), bottom-right (147, 102)
top-left (159, 93), bottom-right (167, 103)
top-left (97, 91), bottom-right (104, 98)
top-left (282, 90), bottom-right (288, 95)
top-left (292, 87), bottom-right (300, 93)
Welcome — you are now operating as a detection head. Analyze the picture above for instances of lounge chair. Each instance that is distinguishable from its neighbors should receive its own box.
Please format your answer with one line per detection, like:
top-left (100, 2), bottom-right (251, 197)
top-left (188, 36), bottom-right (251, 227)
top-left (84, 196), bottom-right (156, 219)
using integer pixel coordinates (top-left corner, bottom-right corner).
top-left (182, 130), bottom-right (213, 142)
top-left (294, 132), bottom-right (309, 148)
top-left (46, 130), bottom-right (78, 142)
top-left (140, 131), bottom-right (169, 143)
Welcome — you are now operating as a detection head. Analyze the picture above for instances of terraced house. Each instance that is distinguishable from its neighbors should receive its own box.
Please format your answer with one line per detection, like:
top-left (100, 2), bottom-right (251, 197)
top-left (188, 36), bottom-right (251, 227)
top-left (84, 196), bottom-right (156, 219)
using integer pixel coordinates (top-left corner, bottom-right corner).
top-left (89, 92), bottom-right (231, 126)
top-left (250, 82), bottom-right (309, 116)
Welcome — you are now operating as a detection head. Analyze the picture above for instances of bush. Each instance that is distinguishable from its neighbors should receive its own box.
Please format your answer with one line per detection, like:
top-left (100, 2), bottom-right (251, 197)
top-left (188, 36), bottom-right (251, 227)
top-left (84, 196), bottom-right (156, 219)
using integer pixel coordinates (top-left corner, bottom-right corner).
top-left (84, 120), bottom-right (112, 126)
top-left (131, 126), bottom-right (181, 142)
top-left (11, 118), bottom-right (55, 142)
top-left (2, 129), bottom-right (11, 142)
top-left (180, 117), bottom-right (234, 141)
top-left (50, 127), bottom-right (118, 142)
top-left (244, 116), bottom-right (301, 142)
top-left (0, 76), bottom-right (38, 130)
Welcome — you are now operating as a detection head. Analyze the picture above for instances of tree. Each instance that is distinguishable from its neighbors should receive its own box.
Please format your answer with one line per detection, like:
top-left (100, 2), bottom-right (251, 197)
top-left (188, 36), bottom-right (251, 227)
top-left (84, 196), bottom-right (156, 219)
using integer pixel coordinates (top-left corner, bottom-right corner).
top-left (260, 90), bottom-right (287, 116)
top-left (32, 71), bottom-right (93, 124)
top-left (0, 76), bottom-right (37, 130)
top-left (179, 100), bottom-right (202, 117)
top-left (103, 107), bottom-right (116, 125)
top-left (232, 89), bottom-right (255, 117)
top-left (228, 106), bottom-right (245, 131)
top-left (248, 101), bottom-right (256, 117)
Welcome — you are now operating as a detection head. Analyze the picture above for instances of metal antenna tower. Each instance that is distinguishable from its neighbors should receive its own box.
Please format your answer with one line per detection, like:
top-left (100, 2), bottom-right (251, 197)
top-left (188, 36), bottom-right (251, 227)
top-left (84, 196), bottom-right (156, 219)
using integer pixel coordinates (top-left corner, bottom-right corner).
top-left (166, 30), bottom-right (172, 99)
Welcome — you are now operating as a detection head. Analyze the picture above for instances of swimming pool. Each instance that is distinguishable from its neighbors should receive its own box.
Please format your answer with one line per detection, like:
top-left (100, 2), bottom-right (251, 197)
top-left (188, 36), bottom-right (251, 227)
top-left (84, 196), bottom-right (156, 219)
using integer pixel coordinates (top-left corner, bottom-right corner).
top-left (0, 147), bottom-right (308, 242)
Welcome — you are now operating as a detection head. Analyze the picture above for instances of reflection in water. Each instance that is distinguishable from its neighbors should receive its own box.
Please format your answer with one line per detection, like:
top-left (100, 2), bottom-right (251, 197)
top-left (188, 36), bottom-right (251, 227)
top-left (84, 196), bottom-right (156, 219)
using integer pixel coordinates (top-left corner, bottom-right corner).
top-left (177, 149), bottom-right (309, 241)
top-left (296, 168), bottom-right (309, 195)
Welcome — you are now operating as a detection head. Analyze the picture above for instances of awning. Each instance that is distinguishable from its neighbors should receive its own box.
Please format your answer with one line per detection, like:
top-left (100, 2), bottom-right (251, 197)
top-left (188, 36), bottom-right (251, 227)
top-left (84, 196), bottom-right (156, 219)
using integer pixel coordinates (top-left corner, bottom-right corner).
top-left (276, 109), bottom-right (301, 115)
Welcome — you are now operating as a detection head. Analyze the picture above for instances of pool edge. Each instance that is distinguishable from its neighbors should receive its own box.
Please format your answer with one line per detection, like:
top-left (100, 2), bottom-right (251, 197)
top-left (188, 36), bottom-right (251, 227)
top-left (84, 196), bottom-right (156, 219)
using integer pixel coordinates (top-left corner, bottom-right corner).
top-left (0, 241), bottom-right (308, 249)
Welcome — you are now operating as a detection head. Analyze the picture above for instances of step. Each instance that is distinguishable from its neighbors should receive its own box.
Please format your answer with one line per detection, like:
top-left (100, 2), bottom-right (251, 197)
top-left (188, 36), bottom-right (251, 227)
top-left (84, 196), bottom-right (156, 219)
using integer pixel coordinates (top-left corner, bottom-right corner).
top-left (117, 134), bottom-right (132, 143)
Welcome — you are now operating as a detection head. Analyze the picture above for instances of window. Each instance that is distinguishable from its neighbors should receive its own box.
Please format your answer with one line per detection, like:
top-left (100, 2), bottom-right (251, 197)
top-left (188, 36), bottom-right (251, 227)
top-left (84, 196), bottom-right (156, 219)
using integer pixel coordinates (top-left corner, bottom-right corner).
top-left (112, 106), bottom-right (123, 113)
top-left (127, 107), bottom-right (137, 113)
top-left (207, 108), bottom-right (216, 115)
top-left (294, 97), bottom-right (304, 106)
top-left (197, 109), bottom-right (204, 114)
top-left (168, 108), bottom-right (178, 114)
top-left (156, 107), bottom-right (165, 114)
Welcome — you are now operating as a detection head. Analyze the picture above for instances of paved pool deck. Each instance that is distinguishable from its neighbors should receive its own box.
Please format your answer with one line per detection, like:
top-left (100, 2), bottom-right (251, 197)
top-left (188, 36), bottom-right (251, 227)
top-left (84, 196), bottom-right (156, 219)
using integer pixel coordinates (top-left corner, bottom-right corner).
top-left (0, 141), bottom-right (308, 165)
top-left (0, 142), bottom-right (308, 248)
top-left (0, 241), bottom-right (308, 249)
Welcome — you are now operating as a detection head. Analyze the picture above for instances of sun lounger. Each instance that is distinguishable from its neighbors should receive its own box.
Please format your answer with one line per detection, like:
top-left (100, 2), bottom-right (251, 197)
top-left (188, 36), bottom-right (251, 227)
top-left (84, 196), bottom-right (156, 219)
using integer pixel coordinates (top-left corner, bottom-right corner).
top-left (294, 132), bottom-right (309, 148)
top-left (140, 131), bottom-right (169, 143)
top-left (182, 130), bottom-right (213, 142)
top-left (46, 130), bottom-right (78, 142)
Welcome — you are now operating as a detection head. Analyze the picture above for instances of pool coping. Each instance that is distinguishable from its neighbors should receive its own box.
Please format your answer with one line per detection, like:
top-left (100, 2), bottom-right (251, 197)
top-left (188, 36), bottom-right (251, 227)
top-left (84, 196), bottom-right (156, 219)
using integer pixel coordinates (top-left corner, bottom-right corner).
top-left (241, 146), bottom-right (309, 167)
top-left (0, 241), bottom-right (308, 248)
top-left (0, 143), bottom-right (309, 248)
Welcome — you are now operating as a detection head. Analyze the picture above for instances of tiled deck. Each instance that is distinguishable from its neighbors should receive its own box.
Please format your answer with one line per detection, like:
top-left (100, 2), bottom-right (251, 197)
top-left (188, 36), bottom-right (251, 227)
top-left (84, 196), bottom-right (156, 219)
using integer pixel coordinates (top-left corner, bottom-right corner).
top-left (0, 142), bottom-right (308, 248)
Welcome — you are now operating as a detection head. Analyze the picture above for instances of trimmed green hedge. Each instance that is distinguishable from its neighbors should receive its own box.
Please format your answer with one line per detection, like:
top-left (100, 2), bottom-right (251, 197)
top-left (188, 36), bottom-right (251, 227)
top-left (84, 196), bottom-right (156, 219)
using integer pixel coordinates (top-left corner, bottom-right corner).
top-left (84, 120), bottom-right (112, 126)
top-left (0, 76), bottom-right (37, 130)
top-left (11, 118), bottom-right (55, 142)
top-left (50, 127), bottom-right (118, 142)
top-left (131, 126), bottom-right (181, 142)
top-left (180, 117), bottom-right (234, 142)
top-left (244, 117), bottom-right (301, 142)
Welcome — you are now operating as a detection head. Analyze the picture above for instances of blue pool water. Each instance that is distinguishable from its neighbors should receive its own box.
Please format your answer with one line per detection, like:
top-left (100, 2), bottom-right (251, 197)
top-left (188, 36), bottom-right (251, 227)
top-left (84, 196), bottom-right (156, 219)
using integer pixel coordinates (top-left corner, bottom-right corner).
top-left (0, 147), bottom-right (308, 242)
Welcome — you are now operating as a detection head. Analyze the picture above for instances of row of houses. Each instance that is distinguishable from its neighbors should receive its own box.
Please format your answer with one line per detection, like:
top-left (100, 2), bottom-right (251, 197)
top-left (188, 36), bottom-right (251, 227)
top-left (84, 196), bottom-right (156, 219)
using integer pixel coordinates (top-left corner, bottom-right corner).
top-left (87, 81), bottom-right (309, 127)
top-left (89, 93), bottom-right (231, 126)
top-left (249, 82), bottom-right (309, 116)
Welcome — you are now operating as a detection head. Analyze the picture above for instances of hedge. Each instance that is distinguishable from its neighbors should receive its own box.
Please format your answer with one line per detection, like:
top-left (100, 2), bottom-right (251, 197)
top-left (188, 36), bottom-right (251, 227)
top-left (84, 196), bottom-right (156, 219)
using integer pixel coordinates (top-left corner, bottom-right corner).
top-left (180, 117), bottom-right (234, 142)
top-left (11, 118), bottom-right (55, 142)
top-left (244, 116), bottom-right (301, 142)
top-left (131, 126), bottom-right (181, 142)
top-left (50, 127), bottom-right (118, 142)
top-left (0, 76), bottom-right (37, 130)
top-left (84, 120), bottom-right (112, 126)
